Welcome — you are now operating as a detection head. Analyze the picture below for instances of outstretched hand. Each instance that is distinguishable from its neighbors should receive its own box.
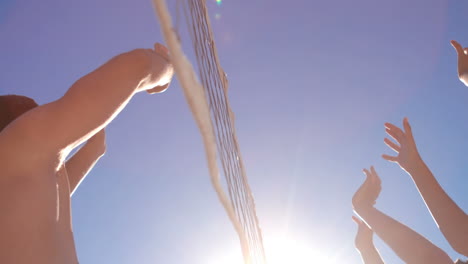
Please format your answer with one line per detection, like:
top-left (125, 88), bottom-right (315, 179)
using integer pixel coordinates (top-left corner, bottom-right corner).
top-left (147, 43), bottom-right (174, 94)
top-left (451, 40), bottom-right (468, 87)
top-left (382, 118), bottom-right (421, 173)
top-left (353, 215), bottom-right (374, 251)
top-left (352, 166), bottom-right (381, 213)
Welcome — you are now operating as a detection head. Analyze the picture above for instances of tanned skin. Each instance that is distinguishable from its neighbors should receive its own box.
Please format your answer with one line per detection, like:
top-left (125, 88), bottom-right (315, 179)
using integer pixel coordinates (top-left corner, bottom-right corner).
top-left (352, 167), bottom-right (453, 264)
top-left (451, 40), bottom-right (468, 87)
top-left (383, 118), bottom-right (468, 255)
top-left (0, 43), bottom-right (174, 264)
top-left (352, 215), bottom-right (384, 264)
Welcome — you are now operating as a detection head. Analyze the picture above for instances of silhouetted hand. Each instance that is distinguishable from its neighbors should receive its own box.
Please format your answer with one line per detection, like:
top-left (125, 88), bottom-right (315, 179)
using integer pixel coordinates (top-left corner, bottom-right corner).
top-left (353, 215), bottom-right (374, 251)
top-left (352, 166), bottom-right (381, 213)
top-left (382, 118), bottom-right (422, 173)
top-left (451, 40), bottom-right (468, 87)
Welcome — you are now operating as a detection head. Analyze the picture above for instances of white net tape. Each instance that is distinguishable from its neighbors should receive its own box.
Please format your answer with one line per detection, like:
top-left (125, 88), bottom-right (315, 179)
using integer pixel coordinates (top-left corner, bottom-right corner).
top-left (152, 1), bottom-right (266, 263)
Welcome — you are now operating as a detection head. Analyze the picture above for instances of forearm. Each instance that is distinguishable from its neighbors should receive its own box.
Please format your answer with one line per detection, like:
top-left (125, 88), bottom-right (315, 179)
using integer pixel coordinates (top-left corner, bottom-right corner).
top-left (59, 50), bottom-right (149, 145)
top-left (408, 159), bottom-right (468, 254)
top-left (49, 49), bottom-right (166, 151)
top-left (357, 244), bottom-right (385, 264)
top-left (357, 207), bottom-right (452, 264)
top-left (66, 141), bottom-right (105, 195)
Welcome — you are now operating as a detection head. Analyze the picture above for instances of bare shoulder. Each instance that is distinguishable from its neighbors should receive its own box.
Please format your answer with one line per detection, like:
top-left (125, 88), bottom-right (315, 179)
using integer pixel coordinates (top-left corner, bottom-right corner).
top-left (0, 47), bottom-right (161, 173)
top-left (0, 102), bottom-right (65, 175)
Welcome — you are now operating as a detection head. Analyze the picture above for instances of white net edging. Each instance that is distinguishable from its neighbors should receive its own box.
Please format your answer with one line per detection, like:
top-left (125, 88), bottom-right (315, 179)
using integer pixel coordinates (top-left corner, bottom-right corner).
top-left (152, 1), bottom-right (266, 263)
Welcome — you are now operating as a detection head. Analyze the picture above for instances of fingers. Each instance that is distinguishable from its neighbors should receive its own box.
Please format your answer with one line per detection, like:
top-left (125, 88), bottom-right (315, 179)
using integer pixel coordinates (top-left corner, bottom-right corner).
top-left (385, 123), bottom-right (404, 143)
top-left (363, 168), bottom-right (371, 179)
top-left (403, 117), bottom-right (413, 137)
top-left (372, 173), bottom-right (382, 197)
top-left (384, 137), bottom-right (400, 152)
top-left (154, 43), bottom-right (170, 61)
top-left (363, 167), bottom-right (381, 191)
top-left (369, 166), bottom-right (382, 196)
top-left (370, 166), bottom-right (380, 183)
top-left (146, 82), bottom-right (171, 94)
top-left (361, 169), bottom-right (372, 191)
top-left (154, 43), bottom-right (168, 53)
top-left (451, 40), bottom-right (465, 57)
top-left (382, 154), bottom-right (398, 162)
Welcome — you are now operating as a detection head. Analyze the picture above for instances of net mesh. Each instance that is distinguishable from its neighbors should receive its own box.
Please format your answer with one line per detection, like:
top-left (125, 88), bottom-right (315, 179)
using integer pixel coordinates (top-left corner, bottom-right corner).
top-left (152, 0), bottom-right (267, 263)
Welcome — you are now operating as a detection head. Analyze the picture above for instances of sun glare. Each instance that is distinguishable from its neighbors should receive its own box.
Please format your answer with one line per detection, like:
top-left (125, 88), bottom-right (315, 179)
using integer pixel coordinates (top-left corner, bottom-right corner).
top-left (207, 234), bottom-right (334, 264)
top-left (265, 235), bottom-right (333, 264)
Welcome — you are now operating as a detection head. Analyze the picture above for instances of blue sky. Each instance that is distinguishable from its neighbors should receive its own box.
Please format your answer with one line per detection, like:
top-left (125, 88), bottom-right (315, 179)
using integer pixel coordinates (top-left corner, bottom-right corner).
top-left (1, 0), bottom-right (468, 263)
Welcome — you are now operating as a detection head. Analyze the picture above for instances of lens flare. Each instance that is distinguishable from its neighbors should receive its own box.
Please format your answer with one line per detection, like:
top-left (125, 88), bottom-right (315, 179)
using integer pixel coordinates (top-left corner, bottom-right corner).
top-left (216, 0), bottom-right (222, 6)
top-left (206, 234), bottom-right (335, 264)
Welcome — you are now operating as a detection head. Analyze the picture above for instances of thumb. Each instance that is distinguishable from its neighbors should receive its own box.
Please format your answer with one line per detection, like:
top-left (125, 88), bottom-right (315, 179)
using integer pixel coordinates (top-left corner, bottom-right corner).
top-left (451, 40), bottom-right (465, 57)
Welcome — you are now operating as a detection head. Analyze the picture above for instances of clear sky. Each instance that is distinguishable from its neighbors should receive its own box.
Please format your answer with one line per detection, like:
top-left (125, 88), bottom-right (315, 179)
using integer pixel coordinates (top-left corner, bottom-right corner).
top-left (1, 0), bottom-right (468, 263)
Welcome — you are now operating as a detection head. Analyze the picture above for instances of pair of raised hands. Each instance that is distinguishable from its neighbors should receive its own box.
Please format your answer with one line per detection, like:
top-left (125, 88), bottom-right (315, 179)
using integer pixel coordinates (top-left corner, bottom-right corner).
top-left (352, 118), bottom-right (421, 242)
top-left (353, 118), bottom-right (420, 212)
top-left (352, 167), bottom-right (380, 251)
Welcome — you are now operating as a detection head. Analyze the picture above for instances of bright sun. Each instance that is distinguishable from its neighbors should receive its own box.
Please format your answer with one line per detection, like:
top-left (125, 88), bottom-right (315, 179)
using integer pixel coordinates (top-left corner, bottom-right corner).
top-left (207, 234), bottom-right (334, 264)
top-left (265, 235), bottom-right (332, 264)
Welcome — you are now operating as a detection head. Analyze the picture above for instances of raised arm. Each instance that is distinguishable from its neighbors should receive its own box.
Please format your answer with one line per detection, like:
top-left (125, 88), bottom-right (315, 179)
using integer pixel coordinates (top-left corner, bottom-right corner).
top-left (451, 40), bottom-right (468, 87)
top-left (66, 130), bottom-right (106, 196)
top-left (0, 43), bottom-right (173, 163)
top-left (353, 167), bottom-right (453, 264)
top-left (352, 215), bottom-right (385, 264)
top-left (383, 118), bottom-right (468, 255)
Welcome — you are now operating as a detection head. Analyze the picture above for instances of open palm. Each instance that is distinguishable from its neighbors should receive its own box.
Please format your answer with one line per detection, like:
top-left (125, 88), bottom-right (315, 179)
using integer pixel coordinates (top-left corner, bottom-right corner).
top-left (382, 117), bottom-right (421, 173)
top-left (352, 166), bottom-right (382, 213)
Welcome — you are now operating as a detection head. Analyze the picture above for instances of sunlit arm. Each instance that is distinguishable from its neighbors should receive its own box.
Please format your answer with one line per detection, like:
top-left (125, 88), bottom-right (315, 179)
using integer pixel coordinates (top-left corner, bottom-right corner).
top-left (353, 216), bottom-right (385, 264)
top-left (356, 243), bottom-right (384, 264)
top-left (66, 130), bottom-right (106, 196)
top-left (353, 167), bottom-right (453, 264)
top-left (357, 207), bottom-right (452, 264)
top-left (383, 118), bottom-right (468, 255)
top-left (407, 160), bottom-right (468, 255)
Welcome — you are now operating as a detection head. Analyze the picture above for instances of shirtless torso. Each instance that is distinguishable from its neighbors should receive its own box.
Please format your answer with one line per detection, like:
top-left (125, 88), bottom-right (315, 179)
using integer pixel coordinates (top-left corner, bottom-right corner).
top-left (0, 44), bottom-right (173, 264)
top-left (0, 141), bottom-right (78, 263)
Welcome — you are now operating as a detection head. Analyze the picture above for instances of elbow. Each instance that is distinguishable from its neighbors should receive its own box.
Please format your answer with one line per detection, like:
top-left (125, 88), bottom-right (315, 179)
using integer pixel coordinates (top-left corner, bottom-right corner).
top-left (447, 239), bottom-right (468, 256)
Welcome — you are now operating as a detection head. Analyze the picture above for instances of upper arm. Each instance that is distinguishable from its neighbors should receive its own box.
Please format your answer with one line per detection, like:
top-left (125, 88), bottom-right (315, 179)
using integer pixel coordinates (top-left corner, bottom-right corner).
top-left (1, 49), bottom-right (150, 157)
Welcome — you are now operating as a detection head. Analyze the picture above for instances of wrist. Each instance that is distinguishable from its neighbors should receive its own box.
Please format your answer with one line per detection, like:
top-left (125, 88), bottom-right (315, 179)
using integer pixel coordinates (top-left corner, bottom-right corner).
top-left (404, 156), bottom-right (426, 177)
top-left (353, 205), bottom-right (375, 220)
top-left (356, 242), bottom-right (375, 253)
